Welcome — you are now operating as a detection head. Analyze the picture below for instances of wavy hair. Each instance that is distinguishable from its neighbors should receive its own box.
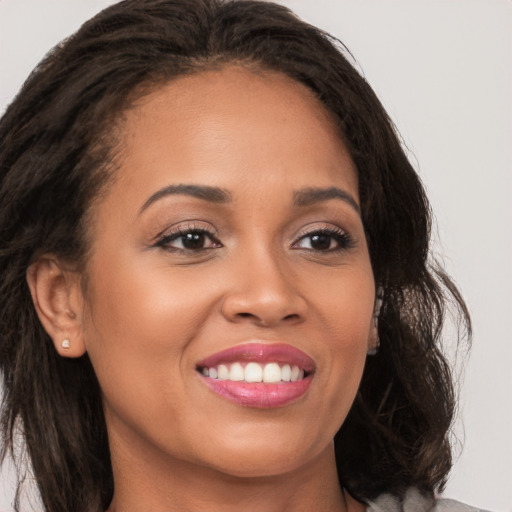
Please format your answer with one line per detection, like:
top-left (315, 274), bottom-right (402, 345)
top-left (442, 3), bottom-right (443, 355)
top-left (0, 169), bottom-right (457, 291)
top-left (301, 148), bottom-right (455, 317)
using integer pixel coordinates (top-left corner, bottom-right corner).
top-left (0, 1), bottom-right (470, 511)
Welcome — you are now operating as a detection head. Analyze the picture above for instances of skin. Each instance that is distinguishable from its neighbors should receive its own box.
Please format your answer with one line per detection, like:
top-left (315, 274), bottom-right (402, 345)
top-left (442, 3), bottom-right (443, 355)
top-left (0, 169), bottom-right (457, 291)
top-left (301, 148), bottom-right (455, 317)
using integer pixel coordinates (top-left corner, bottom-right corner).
top-left (28, 66), bottom-right (375, 512)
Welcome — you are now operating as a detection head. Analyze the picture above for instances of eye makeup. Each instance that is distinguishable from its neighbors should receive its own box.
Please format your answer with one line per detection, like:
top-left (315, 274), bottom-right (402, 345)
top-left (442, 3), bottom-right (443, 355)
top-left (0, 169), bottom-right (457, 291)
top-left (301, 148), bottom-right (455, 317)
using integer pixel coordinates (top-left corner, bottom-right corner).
top-left (292, 225), bottom-right (355, 253)
top-left (153, 221), bottom-right (221, 253)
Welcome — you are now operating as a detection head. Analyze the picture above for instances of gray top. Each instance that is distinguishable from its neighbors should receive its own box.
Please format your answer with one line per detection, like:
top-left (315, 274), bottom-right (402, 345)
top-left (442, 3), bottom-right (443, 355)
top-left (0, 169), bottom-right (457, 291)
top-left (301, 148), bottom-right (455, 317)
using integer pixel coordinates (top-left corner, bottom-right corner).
top-left (367, 488), bottom-right (490, 512)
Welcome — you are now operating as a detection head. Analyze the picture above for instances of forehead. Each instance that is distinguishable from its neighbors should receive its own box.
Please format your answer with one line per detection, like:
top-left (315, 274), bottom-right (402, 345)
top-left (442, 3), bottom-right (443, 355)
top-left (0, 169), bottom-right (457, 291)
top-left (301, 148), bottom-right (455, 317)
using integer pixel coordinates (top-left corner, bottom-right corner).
top-left (125, 65), bottom-right (340, 130)
top-left (107, 65), bottom-right (358, 210)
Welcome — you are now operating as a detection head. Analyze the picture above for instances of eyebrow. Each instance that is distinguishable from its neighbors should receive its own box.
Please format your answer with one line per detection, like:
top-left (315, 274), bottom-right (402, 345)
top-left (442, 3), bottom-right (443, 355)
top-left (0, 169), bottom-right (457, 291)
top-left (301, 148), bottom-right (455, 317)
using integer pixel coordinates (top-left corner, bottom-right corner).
top-left (139, 183), bottom-right (359, 215)
top-left (139, 184), bottom-right (232, 213)
top-left (293, 187), bottom-right (360, 213)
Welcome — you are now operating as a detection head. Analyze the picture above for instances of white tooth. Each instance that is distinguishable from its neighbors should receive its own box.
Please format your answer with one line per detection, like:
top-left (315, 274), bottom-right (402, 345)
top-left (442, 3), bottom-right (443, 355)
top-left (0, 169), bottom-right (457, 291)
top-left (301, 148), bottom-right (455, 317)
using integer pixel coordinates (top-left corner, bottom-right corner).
top-left (209, 367), bottom-right (218, 379)
top-left (202, 367), bottom-right (209, 377)
top-left (244, 362), bottom-right (263, 382)
top-left (229, 362), bottom-right (244, 381)
top-left (217, 364), bottom-right (229, 380)
top-left (281, 364), bottom-right (291, 382)
top-left (290, 365), bottom-right (300, 382)
top-left (263, 362), bottom-right (281, 383)
top-left (298, 369), bottom-right (305, 380)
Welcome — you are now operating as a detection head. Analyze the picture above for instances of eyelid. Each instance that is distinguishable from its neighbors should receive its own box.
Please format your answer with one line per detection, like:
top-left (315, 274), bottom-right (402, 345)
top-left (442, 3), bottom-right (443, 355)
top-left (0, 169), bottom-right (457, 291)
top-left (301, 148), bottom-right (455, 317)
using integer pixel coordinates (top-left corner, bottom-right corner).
top-left (154, 220), bottom-right (216, 239)
top-left (293, 222), bottom-right (349, 241)
top-left (291, 222), bottom-right (355, 251)
top-left (153, 221), bottom-right (221, 249)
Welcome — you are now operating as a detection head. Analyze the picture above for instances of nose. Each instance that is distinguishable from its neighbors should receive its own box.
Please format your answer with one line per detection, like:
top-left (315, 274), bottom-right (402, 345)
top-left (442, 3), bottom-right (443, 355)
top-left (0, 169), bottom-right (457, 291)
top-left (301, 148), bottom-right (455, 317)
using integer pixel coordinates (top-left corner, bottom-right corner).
top-left (221, 249), bottom-right (307, 327)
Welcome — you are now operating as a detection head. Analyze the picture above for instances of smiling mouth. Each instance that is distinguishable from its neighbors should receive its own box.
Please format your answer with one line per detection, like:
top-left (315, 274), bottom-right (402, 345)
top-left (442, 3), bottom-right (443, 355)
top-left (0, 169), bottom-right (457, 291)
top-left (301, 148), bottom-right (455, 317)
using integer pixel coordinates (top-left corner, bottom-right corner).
top-left (198, 362), bottom-right (308, 383)
top-left (196, 343), bottom-right (315, 408)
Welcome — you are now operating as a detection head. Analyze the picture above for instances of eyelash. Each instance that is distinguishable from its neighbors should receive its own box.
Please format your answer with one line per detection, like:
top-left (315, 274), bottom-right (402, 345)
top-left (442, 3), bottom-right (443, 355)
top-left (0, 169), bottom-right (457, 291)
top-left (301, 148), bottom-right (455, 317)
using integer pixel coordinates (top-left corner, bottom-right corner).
top-left (154, 225), bottom-right (354, 254)
top-left (292, 227), bottom-right (355, 253)
top-left (154, 225), bottom-right (222, 253)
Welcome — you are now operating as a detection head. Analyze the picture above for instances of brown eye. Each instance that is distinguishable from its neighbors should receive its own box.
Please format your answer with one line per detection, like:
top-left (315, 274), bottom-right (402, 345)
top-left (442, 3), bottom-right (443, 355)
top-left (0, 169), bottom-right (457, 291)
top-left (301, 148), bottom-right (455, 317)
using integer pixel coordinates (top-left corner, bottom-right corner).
top-left (157, 229), bottom-right (221, 251)
top-left (180, 232), bottom-right (207, 249)
top-left (307, 233), bottom-right (334, 251)
top-left (293, 229), bottom-right (354, 252)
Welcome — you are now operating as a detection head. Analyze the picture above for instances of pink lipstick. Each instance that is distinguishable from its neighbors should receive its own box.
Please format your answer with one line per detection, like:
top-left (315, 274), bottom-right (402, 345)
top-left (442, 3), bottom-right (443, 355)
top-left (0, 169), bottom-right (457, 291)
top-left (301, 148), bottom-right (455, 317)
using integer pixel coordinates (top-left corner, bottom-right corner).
top-left (196, 343), bottom-right (315, 408)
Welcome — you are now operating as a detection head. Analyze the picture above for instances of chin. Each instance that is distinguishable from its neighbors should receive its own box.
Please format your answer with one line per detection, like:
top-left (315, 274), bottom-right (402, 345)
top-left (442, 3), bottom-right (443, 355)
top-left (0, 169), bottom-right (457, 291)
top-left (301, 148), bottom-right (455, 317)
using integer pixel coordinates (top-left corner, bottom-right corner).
top-left (195, 429), bottom-right (330, 480)
top-left (208, 453), bottom-right (312, 480)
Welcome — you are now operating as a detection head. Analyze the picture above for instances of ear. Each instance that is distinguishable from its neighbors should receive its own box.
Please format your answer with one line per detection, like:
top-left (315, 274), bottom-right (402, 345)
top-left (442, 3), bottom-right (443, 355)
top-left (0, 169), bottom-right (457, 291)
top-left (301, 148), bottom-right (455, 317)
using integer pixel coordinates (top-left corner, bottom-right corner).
top-left (367, 287), bottom-right (383, 355)
top-left (26, 255), bottom-right (87, 358)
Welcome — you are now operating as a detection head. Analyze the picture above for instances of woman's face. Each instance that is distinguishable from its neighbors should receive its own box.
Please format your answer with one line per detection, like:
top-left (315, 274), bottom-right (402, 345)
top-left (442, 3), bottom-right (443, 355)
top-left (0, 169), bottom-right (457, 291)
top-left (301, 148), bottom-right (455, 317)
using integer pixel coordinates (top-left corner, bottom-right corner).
top-left (78, 66), bottom-right (376, 478)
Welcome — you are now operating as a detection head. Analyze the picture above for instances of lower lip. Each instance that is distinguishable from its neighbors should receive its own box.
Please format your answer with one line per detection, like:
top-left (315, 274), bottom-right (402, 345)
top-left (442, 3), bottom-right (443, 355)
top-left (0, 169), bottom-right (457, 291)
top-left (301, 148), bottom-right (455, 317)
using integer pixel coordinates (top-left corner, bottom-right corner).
top-left (201, 375), bottom-right (313, 408)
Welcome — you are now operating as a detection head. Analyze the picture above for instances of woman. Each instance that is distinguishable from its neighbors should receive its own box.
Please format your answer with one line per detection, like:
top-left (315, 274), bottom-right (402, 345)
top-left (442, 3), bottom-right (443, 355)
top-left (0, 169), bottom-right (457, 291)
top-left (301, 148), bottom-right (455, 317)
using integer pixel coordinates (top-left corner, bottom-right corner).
top-left (0, 1), bottom-right (477, 511)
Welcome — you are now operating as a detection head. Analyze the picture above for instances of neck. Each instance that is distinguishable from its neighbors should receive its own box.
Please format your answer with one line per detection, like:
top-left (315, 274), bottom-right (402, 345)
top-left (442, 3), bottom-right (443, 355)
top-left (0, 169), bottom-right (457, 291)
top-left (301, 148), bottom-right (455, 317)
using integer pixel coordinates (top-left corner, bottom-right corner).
top-left (106, 434), bottom-right (362, 512)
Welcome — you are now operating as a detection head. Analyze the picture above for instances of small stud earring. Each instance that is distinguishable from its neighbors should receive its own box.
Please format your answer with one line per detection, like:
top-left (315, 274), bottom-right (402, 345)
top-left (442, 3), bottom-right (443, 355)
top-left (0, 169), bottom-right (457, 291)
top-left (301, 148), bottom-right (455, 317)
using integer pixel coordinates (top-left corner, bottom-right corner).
top-left (61, 338), bottom-right (71, 350)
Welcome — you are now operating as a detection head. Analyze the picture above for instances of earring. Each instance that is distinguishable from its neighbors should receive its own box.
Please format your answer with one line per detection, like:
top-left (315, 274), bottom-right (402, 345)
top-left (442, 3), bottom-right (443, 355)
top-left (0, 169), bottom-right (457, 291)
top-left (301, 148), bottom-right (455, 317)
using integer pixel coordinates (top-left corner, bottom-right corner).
top-left (61, 338), bottom-right (71, 350)
top-left (367, 287), bottom-right (383, 356)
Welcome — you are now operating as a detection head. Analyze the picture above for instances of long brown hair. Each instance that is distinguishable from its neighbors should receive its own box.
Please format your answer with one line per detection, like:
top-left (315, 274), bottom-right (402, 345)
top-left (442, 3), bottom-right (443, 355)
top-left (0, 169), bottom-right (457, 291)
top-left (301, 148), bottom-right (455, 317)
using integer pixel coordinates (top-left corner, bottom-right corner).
top-left (0, 1), bottom-right (470, 511)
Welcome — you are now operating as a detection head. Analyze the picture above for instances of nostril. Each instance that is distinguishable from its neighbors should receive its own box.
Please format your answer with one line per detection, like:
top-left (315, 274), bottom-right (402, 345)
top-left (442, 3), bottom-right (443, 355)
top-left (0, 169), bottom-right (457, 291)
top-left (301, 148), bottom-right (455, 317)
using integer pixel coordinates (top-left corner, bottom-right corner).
top-left (233, 312), bottom-right (302, 324)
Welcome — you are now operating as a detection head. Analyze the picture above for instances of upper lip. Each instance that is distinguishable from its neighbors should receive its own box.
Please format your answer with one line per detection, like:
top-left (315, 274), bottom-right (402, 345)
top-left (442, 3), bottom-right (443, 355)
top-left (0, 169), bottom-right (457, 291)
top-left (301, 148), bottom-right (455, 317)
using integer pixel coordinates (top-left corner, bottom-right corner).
top-left (196, 342), bottom-right (315, 373)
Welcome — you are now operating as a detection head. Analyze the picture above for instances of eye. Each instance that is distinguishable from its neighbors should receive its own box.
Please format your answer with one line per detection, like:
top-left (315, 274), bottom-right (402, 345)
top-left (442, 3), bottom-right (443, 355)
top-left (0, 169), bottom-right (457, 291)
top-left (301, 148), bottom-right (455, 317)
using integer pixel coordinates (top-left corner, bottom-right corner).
top-left (155, 228), bottom-right (221, 252)
top-left (293, 228), bottom-right (354, 252)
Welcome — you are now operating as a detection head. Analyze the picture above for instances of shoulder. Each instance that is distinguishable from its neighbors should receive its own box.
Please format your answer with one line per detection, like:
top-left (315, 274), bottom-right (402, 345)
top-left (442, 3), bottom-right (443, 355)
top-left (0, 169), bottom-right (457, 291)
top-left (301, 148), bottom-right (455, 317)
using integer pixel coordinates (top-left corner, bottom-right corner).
top-left (366, 488), bottom-right (490, 512)
top-left (434, 498), bottom-right (490, 512)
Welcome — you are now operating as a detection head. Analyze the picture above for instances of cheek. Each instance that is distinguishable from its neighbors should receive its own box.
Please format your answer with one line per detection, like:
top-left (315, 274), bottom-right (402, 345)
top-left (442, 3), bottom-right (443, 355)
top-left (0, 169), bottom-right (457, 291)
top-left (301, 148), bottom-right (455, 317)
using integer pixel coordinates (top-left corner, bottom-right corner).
top-left (306, 264), bottom-right (374, 409)
top-left (83, 250), bottom-right (214, 349)
top-left (80, 253), bottom-right (217, 412)
top-left (78, 258), bottom-right (226, 462)
top-left (309, 262), bottom-right (374, 343)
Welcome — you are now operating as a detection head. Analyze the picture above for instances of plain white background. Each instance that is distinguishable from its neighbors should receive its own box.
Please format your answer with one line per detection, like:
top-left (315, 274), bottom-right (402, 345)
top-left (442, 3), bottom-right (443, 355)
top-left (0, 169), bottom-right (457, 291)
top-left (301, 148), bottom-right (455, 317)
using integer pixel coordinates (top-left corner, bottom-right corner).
top-left (0, 1), bottom-right (511, 511)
